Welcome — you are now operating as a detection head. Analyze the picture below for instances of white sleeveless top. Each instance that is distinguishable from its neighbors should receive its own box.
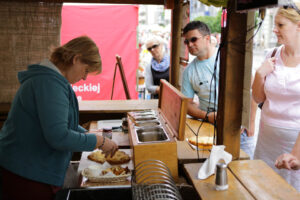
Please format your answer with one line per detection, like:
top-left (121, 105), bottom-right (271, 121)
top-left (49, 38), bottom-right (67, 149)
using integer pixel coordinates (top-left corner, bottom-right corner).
top-left (261, 45), bottom-right (300, 129)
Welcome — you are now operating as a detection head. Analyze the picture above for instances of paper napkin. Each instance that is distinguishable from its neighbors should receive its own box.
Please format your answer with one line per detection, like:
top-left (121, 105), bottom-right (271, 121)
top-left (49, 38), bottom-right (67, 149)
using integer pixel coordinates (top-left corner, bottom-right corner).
top-left (197, 145), bottom-right (232, 179)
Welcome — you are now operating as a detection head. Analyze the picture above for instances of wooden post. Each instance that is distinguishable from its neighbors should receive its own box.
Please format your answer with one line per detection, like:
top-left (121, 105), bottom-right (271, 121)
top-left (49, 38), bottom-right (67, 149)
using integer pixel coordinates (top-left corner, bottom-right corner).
top-left (164, 0), bottom-right (174, 9)
top-left (170, 0), bottom-right (182, 89)
top-left (241, 11), bottom-right (255, 135)
top-left (217, 0), bottom-right (252, 159)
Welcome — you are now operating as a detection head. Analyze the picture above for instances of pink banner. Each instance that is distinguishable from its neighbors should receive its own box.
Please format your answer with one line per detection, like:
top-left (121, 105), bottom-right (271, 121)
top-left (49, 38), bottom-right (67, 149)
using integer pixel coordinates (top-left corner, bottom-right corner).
top-left (61, 5), bottom-right (139, 100)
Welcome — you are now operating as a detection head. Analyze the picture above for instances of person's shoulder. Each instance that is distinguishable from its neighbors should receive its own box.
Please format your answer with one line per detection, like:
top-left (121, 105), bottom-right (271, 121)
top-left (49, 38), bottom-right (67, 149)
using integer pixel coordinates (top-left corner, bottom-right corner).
top-left (183, 62), bottom-right (194, 74)
top-left (186, 58), bottom-right (198, 69)
top-left (31, 68), bottom-right (69, 90)
top-left (145, 62), bottom-right (152, 75)
top-left (182, 61), bottom-right (198, 80)
top-left (145, 61), bottom-right (151, 69)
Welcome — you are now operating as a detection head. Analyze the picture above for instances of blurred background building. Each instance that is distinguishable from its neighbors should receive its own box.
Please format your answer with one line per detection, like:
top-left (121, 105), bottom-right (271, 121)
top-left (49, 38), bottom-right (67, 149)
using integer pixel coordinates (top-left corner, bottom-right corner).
top-left (190, 0), bottom-right (219, 20)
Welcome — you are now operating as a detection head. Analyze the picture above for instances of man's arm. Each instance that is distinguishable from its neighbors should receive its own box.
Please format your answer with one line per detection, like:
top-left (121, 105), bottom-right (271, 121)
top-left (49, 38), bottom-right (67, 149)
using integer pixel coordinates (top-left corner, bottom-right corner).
top-left (187, 98), bottom-right (216, 123)
top-left (181, 65), bottom-right (216, 124)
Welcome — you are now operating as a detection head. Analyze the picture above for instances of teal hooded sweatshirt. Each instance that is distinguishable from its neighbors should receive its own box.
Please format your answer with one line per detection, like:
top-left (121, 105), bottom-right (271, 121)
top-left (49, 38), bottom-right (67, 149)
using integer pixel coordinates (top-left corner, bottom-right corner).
top-left (0, 64), bottom-right (97, 186)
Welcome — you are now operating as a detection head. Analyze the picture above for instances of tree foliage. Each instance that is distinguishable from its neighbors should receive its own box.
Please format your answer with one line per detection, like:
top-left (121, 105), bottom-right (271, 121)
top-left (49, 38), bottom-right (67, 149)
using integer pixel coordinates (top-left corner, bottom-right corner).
top-left (194, 10), bottom-right (222, 33)
top-left (193, 10), bottom-right (260, 34)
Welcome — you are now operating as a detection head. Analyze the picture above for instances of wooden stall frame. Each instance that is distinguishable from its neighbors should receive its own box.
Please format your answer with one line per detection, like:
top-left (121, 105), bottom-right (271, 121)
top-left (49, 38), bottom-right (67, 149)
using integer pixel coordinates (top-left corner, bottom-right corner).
top-left (111, 55), bottom-right (131, 100)
top-left (1, 0), bottom-right (254, 166)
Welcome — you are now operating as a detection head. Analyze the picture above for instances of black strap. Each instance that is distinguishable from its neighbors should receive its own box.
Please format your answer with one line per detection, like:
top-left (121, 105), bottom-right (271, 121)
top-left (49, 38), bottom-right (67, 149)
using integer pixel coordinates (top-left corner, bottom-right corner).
top-left (258, 47), bottom-right (278, 109)
top-left (271, 47), bottom-right (278, 58)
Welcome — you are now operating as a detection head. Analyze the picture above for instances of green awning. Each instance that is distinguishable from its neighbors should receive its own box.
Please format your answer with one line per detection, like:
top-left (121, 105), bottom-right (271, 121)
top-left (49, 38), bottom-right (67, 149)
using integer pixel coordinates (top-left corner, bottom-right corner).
top-left (198, 0), bottom-right (228, 7)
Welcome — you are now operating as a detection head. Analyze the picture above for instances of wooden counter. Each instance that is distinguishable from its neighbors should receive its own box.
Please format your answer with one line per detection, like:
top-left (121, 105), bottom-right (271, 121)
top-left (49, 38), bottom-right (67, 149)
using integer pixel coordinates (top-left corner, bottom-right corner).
top-left (78, 100), bottom-right (159, 124)
top-left (184, 118), bottom-right (215, 139)
top-left (89, 118), bottom-right (249, 161)
top-left (89, 120), bottom-right (129, 148)
top-left (79, 100), bottom-right (158, 113)
top-left (184, 163), bottom-right (253, 200)
top-left (178, 118), bottom-right (250, 163)
top-left (184, 160), bottom-right (300, 200)
top-left (1, 100), bottom-right (159, 128)
top-left (229, 160), bottom-right (300, 200)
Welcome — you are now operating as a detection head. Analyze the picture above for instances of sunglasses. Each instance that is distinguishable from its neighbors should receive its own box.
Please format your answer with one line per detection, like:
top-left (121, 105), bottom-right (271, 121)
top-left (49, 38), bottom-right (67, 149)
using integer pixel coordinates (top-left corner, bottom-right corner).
top-left (147, 44), bottom-right (159, 51)
top-left (283, 2), bottom-right (300, 15)
top-left (184, 37), bottom-right (200, 45)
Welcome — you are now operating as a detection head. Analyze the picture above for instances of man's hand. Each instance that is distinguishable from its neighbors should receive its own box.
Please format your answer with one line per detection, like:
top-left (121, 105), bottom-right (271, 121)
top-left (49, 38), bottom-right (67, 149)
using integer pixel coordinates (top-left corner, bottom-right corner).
top-left (155, 86), bottom-right (160, 94)
top-left (207, 112), bottom-right (217, 124)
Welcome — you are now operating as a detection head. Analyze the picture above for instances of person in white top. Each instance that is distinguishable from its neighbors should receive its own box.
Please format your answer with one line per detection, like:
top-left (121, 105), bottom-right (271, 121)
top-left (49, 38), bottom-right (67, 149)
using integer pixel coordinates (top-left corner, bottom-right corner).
top-left (252, 1), bottom-right (300, 191)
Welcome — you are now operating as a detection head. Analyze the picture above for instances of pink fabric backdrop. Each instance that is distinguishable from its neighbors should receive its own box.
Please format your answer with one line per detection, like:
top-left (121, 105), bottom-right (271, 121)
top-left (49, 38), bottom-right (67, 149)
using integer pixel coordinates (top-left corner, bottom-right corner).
top-left (61, 5), bottom-right (139, 100)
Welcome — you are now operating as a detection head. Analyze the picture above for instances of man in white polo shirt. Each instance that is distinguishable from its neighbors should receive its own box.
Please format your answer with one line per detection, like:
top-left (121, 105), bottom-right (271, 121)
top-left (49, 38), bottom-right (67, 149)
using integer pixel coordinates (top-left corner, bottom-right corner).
top-left (181, 21), bottom-right (218, 123)
top-left (181, 20), bottom-right (256, 159)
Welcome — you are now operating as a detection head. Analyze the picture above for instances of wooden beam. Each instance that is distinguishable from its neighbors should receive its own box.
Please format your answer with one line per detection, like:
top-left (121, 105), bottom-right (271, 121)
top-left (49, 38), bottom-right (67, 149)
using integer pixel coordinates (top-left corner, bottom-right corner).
top-left (217, 0), bottom-right (248, 159)
top-left (6, 0), bottom-right (165, 4)
top-left (164, 0), bottom-right (174, 9)
top-left (170, 0), bottom-right (182, 89)
top-left (241, 11), bottom-right (255, 133)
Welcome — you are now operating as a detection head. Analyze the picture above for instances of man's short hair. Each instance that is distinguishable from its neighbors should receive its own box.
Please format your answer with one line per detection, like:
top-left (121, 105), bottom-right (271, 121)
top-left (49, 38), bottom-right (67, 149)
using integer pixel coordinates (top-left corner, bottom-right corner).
top-left (183, 21), bottom-right (211, 36)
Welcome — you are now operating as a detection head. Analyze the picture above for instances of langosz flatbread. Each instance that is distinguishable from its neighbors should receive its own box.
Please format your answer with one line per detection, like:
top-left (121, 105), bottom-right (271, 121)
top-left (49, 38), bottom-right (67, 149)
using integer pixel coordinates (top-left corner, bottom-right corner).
top-left (105, 150), bottom-right (131, 165)
top-left (87, 150), bottom-right (106, 164)
top-left (188, 136), bottom-right (214, 150)
top-left (88, 150), bottom-right (131, 165)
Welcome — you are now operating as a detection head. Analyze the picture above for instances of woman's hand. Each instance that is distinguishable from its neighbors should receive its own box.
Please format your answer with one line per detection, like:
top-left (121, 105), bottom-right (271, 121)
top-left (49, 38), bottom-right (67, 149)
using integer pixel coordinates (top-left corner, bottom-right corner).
top-left (257, 57), bottom-right (276, 78)
top-left (101, 138), bottom-right (118, 157)
top-left (275, 153), bottom-right (300, 170)
top-left (95, 133), bottom-right (118, 157)
top-left (252, 57), bottom-right (276, 104)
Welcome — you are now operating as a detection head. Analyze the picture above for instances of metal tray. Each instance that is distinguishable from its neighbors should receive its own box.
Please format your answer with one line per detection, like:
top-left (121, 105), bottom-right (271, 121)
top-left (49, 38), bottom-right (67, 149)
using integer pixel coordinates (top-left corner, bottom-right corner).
top-left (135, 126), bottom-right (169, 143)
top-left (134, 120), bottom-right (161, 128)
top-left (133, 116), bottom-right (158, 121)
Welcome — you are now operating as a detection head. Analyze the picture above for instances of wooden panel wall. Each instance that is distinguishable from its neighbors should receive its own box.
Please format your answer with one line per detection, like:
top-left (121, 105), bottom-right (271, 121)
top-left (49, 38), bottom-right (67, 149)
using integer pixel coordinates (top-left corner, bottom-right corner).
top-left (0, 2), bottom-right (61, 103)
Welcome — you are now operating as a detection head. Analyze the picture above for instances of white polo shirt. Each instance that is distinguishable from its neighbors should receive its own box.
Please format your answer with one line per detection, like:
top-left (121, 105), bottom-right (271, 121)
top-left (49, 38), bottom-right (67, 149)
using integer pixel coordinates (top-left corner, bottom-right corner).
top-left (181, 51), bottom-right (219, 111)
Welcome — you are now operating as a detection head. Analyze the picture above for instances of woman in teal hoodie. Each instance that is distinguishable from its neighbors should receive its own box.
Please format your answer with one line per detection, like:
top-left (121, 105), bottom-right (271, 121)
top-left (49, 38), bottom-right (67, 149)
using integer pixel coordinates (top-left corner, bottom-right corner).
top-left (0, 36), bottom-right (118, 200)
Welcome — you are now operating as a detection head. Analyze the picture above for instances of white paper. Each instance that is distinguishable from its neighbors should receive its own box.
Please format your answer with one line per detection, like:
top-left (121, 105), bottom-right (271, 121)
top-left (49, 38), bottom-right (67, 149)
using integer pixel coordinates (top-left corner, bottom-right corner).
top-left (97, 120), bottom-right (122, 130)
top-left (197, 145), bottom-right (232, 180)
